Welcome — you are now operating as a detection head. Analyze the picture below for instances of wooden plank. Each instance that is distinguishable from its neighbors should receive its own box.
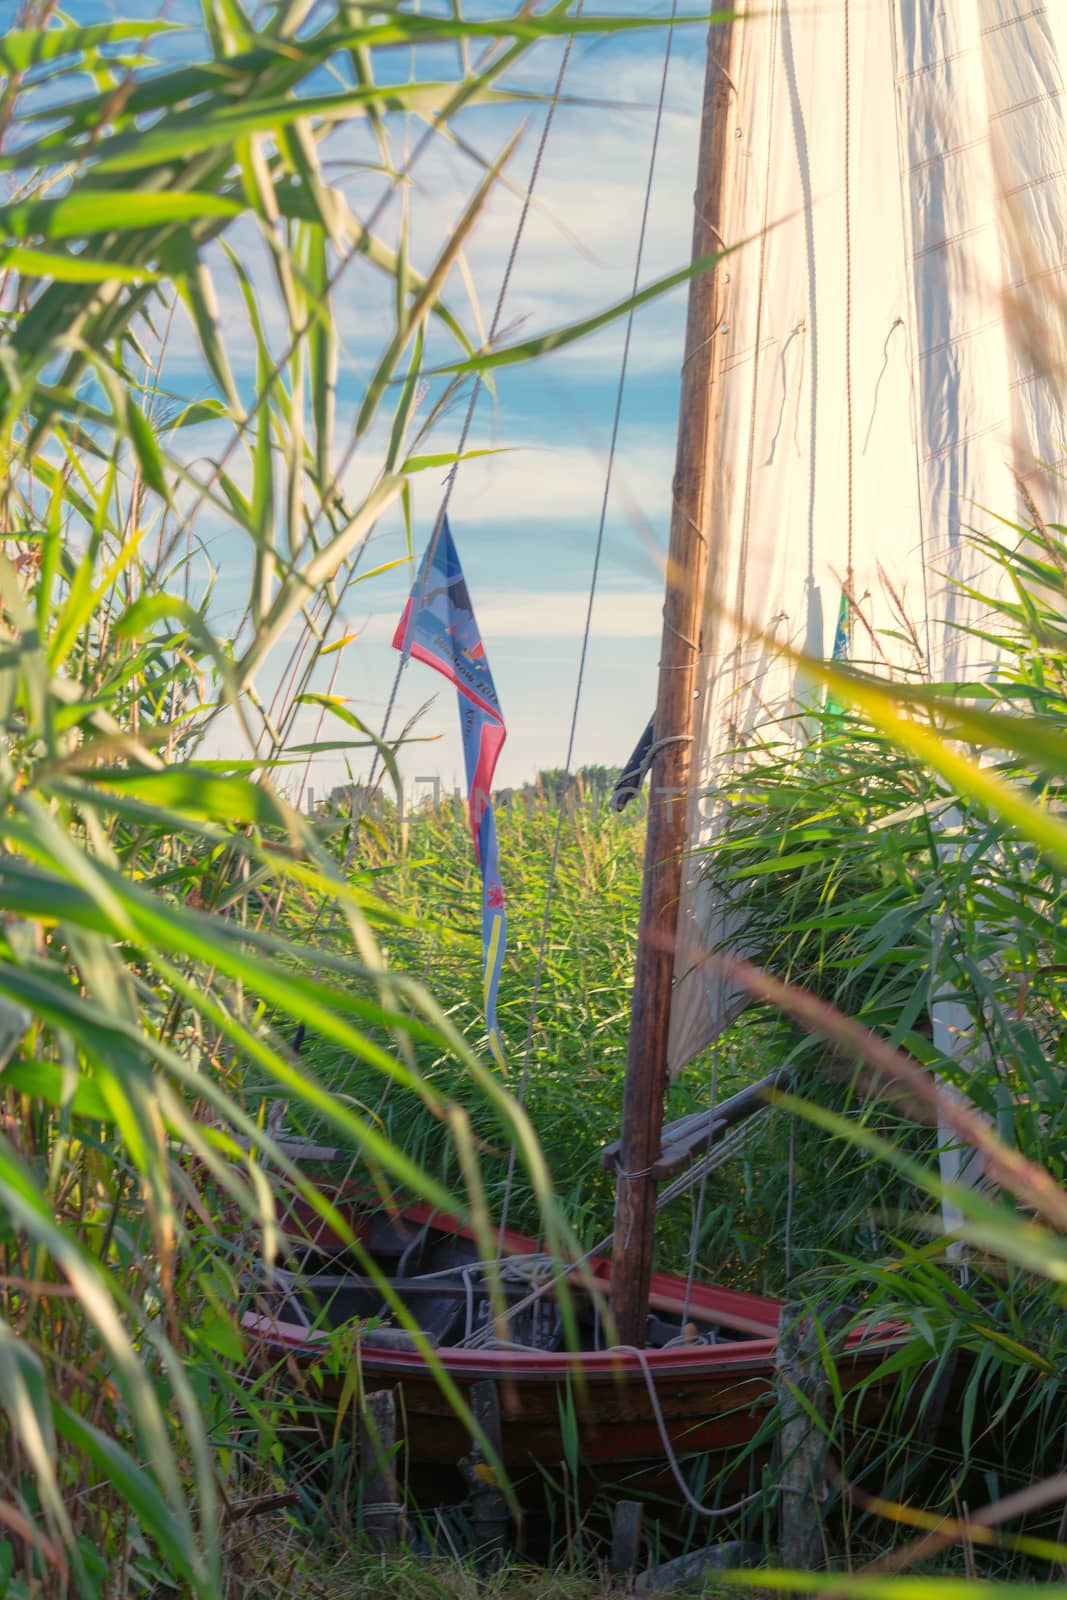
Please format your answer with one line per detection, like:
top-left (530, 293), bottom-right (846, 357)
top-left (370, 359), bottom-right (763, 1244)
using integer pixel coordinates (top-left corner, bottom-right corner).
top-left (611, 1500), bottom-right (645, 1576)
top-left (609, 12), bottom-right (743, 1348)
top-left (602, 1070), bottom-right (785, 1180)
top-left (236, 1135), bottom-right (348, 1161)
top-left (634, 1541), bottom-right (762, 1592)
top-left (775, 1305), bottom-right (846, 1569)
top-left (357, 1389), bottom-right (405, 1550)
top-left (644, 1287), bottom-right (777, 1339)
top-left (457, 1379), bottom-right (512, 1573)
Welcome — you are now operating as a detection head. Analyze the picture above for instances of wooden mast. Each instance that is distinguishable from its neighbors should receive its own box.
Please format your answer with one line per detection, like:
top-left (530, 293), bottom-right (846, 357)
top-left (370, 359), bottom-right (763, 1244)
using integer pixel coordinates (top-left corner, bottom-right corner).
top-left (610, 14), bottom-right (740, 1347)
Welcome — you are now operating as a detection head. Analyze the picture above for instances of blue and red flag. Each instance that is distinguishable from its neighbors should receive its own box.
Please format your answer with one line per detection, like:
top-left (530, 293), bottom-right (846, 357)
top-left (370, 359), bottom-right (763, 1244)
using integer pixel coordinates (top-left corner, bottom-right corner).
top-left (393, 517), bottom-right (507, 1066)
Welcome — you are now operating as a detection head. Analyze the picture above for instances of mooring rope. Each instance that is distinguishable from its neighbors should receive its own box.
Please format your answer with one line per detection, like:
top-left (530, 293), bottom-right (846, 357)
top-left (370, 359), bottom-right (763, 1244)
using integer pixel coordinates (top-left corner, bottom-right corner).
top-left (619, 1344), bottom-right (773, 1519)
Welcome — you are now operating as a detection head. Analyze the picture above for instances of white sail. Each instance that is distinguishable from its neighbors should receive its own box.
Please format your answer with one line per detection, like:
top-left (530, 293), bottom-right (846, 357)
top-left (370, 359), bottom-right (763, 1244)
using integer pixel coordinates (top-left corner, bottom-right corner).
top-left (668, 0), bottom-right (1067, 1074)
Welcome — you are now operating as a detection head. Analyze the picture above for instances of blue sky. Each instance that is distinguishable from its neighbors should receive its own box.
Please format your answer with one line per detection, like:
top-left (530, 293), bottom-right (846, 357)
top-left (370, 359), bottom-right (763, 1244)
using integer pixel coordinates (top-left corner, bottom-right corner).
top-left (21, 3), bottom-right (710, 796)
top-left (349, 16), bottom-right (704, 795)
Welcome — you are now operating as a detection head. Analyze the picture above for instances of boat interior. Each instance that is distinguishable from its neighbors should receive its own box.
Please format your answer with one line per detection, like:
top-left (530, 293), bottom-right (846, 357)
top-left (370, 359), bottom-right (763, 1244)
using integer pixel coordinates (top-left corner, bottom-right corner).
top-left (249, 1202), bottom-right (772, 1353)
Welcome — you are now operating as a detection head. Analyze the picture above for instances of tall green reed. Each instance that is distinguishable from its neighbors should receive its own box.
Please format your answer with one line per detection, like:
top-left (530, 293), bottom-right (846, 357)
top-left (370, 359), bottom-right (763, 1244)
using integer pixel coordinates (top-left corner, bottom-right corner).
top-left (0, 4), bottom-right (729, 1589)
top-left (700, 521), bottom-right (1067, 1557)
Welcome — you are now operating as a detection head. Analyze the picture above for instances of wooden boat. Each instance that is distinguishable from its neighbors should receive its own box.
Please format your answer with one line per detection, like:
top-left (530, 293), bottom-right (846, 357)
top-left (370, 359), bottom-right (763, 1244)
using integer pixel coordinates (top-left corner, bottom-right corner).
top-left (244, 0), bottom-right (1067, 1526)
top-left (242, 1183), bottom-right (897, 1498)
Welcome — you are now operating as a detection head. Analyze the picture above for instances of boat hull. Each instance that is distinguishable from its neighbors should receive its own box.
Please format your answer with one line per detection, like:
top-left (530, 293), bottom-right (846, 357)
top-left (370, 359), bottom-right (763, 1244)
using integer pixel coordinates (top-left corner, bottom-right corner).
top-left (243, 1194), bottom-right (898, 1495)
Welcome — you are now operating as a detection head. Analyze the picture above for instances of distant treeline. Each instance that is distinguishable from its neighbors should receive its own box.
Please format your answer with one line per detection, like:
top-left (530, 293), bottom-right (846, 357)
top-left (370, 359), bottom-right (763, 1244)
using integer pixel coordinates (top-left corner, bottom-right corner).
top-left (321, 765), bottom-right (623, 821)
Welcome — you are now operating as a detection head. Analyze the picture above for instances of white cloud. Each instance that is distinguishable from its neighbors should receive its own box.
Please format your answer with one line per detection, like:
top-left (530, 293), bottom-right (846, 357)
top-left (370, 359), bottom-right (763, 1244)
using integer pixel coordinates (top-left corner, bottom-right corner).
top-left (359, 586), bottom-right (661, 640)
top-left (440, 436), bottom-right (675, 527)
top-left (424, 87), bottom-right (703, 364)
top-left (476, 587), bottom-right (661, 638)
top-left (335, 434), bottom-right (676, 543)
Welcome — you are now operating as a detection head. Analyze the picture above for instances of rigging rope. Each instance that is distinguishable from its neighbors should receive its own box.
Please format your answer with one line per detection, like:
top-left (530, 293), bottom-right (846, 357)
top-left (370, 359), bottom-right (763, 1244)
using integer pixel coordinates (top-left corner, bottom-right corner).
top-left (680, 1026), bottom-right (719, 1329)
top-left (496, 0), bottom-right (681, 1247)
top-left (255, 12), bottom-right (560, 993)
top-left (843, 0), bottom-right (855, 597)
top-left (296, 9), bottom-right (584, 1016)
top-left (273, 13), bottom-right (587, 1174)
top-left (366, 13), bottom-right (584, 795)
top-left (732, 0), bottom-right (779, 732)
top-left (462, 1110), bottom-right (772, 1350)
top-left (886, 3), bottom-right (934, 677)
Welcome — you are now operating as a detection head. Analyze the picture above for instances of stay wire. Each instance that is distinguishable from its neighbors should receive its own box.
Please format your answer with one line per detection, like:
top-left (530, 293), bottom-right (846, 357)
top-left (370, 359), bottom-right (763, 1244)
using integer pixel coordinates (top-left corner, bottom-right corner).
top-left (496, 0), bottom-right (681, 1248)
top-left (164, 9), bottom-right (537, 611)
top-left (320, 7), bottom-right (582, 985)
top-left (461, 1110), bottom-right (769, 1350)
top-left (283, 16), bottom-right (571, 1068)
top-left (843, 0), bottom-right (855, 594)
top-left (368, 11), bottom-right (585, 795)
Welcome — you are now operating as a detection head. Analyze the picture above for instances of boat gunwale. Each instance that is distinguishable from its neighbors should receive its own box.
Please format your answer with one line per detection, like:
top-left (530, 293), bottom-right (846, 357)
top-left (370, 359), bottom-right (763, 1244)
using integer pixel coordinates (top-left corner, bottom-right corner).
top-left (245, 1188), bottom-right (903, 1382)
top-left (242, 1308), bottom-right (899, 1384)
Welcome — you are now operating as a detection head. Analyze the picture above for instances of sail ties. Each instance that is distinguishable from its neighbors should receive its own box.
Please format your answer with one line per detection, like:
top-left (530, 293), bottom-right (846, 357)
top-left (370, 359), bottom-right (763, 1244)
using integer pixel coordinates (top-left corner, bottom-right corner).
top-left (617, 1164), bottom-right (656, 1253)
top-left (661, 609), bottom-right (703, 657)
top-left (693, 212), bottom-right (728, 253)
top-left (708, 54), bottom-right (740, 102)
top-left (681, 321), bottom-right (727, 373)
